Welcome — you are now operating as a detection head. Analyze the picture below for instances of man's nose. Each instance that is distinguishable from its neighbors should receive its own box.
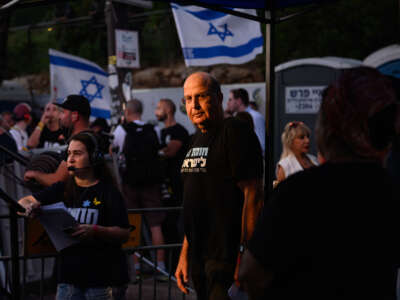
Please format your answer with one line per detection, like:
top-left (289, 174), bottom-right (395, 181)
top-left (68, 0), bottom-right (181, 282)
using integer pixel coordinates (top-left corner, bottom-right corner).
top-left (193, 97), bottom-right (201, 109)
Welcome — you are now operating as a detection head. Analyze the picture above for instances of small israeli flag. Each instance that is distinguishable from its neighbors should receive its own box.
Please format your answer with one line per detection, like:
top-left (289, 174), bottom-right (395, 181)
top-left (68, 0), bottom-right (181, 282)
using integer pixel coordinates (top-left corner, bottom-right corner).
top-left (49, 49), bottom-right (112, 120)
top-left (171, 3), bottom-right (263, 66)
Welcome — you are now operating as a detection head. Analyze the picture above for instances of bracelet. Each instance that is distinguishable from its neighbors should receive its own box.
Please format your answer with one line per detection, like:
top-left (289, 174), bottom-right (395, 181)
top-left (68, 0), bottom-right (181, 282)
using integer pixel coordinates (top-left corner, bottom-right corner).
top-left (36, 122), bottom-right (44, 131)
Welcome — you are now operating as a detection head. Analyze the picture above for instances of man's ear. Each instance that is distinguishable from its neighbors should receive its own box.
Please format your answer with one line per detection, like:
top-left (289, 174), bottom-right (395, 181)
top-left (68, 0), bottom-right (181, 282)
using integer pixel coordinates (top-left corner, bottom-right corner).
top-left (71, 111), bottom-right (78, 122)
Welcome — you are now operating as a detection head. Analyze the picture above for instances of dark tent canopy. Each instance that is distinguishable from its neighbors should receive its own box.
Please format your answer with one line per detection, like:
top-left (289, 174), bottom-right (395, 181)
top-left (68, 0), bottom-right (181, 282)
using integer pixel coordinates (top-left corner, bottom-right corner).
top-left (158, 0), bottom-right (336, 9)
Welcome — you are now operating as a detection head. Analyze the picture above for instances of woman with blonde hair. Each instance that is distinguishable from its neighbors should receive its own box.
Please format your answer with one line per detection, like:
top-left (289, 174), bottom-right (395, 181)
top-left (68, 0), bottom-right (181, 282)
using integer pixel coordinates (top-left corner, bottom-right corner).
top-left (276, 121), bottom-right (318, 183)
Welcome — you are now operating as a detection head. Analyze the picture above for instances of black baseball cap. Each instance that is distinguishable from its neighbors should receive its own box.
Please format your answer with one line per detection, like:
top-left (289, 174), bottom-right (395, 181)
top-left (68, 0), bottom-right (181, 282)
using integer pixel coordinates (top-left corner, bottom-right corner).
top-left (55, 95), bottom-right (91, 117)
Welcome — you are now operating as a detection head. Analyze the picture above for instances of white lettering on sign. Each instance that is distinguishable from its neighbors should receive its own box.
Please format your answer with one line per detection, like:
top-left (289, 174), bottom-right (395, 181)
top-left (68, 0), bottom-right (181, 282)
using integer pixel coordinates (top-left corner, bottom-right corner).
top-left (285, 86), bottom-right (326, 114)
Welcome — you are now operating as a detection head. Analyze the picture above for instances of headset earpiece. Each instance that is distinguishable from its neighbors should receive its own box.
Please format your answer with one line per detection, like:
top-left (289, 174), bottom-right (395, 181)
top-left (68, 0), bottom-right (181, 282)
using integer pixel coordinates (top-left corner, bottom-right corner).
top-left (80, 131), bottom-right (103, 166)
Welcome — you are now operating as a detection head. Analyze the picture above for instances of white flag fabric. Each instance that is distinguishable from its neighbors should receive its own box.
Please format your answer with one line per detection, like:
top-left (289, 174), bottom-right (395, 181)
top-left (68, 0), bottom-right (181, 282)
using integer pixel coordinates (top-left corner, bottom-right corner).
top-left (49, 49), bottom-right (112, 120)
top-left (171, 3), bottom-right (263, 66)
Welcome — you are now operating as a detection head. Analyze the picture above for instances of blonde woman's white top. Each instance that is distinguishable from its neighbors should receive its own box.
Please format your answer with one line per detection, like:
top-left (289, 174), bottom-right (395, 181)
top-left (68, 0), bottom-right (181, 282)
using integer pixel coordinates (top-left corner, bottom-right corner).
top-left (277, 154), bottom-right (319, 179)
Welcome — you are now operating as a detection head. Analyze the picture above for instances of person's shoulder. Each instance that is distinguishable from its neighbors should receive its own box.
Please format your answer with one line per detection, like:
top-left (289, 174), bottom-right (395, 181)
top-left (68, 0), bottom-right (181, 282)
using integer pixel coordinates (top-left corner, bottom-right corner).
top-left (114, 124), bottom-right (127, 134)
top-left (174, 123), bottom-right (187, 130)
top-left (279, 154), bottom-right (294, 163)
top-left (275, 164), bottom-right (323, 198)
top-left (278, 154), bottom-right (295, 167)
top-left (248, 108), bottom-right (265, 121)
top-left (223, 116), bottom-right (246, 129)
top-left (9, 128), bottom-right (18, 136)
top-left (94, 180), bottom-right (121, 196)
top-left (171, 123), bottom-right (189, 137)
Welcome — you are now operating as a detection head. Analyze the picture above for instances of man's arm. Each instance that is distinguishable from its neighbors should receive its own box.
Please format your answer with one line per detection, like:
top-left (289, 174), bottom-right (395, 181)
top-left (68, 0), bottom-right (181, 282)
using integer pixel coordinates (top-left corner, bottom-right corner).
top-left (175, 235), bottom-right (189, 294)
top-left (160, 140), bottom-right (183, 158)
top-left (276, 165), bottom-right (286, 183)
top-left (27, 117), bottom-right (45, 149)
top-left (27, 127), bottom-right (41, 149)
top-left (24, 160), bottom-right (69, 187)
top-left (234, 178), bottom-right (264, 281)
top-left (238, 178), bottom-right (264, 245)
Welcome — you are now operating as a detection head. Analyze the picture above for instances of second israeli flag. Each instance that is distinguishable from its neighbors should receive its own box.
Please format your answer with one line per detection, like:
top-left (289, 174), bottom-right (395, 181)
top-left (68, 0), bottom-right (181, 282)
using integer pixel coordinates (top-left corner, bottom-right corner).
top-left (171, 3), bottom-right (264, 66)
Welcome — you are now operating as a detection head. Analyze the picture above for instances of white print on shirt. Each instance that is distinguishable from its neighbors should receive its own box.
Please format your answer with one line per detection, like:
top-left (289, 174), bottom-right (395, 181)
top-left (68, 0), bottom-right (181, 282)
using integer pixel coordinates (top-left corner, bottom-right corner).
top-left (43, 141), bottom-right (62, 148)
top-left (165, 134), bottom-right (171, 144)
top-left (181, 147), bottom-right (208, 173)
top-left (68, 207), bottom-right (99, 225)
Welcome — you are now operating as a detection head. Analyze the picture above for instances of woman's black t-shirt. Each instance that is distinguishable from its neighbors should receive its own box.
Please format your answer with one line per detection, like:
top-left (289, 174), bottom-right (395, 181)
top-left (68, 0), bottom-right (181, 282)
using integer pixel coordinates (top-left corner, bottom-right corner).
top-left (33, 181), bottom-right (130, 287)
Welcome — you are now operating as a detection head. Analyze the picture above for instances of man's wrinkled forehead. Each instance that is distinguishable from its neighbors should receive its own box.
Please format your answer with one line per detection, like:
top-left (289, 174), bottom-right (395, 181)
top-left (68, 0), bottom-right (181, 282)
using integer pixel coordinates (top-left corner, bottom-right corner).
top-left (184, 73), bottom-right (213, 90)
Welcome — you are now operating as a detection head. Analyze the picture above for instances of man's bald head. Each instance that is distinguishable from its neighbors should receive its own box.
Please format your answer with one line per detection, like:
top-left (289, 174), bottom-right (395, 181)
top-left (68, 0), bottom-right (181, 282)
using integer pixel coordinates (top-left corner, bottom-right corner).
top-left (184, 72), bottom-right (222, 97)
top-left (183, 72), bottom-right (223, 132)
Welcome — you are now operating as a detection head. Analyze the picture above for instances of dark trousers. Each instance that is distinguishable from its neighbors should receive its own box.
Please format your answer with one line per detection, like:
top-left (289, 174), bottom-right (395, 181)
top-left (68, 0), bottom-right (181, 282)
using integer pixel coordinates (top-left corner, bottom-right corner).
top-left (191, 258), bottom-right (235, 300)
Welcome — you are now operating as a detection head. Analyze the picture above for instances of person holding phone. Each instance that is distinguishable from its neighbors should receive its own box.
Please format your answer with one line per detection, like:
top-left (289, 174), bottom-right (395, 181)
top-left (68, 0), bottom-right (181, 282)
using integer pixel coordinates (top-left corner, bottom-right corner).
top-left (18, 131), bottom-right (130, 300)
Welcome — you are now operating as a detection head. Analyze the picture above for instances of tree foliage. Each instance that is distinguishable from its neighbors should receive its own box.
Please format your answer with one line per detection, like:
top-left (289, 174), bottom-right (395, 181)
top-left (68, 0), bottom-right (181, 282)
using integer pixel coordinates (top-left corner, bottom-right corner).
top-left (5, 0), bottom-right (399, 79)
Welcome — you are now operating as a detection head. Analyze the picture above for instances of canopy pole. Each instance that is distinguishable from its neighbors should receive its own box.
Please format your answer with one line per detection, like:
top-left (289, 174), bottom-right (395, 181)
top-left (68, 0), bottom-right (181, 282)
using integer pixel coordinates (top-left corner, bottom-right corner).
top-left (265, 6), bottom-right (275, 197)
top-left (105, 0), bottom-right (130, 124)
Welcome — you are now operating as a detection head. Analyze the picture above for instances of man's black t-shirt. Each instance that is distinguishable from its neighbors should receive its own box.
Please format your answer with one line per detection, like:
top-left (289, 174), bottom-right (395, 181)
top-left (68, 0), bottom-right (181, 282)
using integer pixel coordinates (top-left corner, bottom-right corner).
top-left (160, 123), bottom-right (189, 202)
top-left (33, 181), bottom-right (129, 287)
top-left (249, 162), bottom-right (400, 300)
top-left (38, 127), bottom-right (65, 148)
top-left (181, 118), bottom-right (263, 263)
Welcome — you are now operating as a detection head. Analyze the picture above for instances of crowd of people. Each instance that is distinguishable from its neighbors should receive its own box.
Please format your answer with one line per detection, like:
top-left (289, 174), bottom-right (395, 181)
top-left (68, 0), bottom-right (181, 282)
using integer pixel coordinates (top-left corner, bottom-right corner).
top-left (0, 66), bottom-right (398, 300)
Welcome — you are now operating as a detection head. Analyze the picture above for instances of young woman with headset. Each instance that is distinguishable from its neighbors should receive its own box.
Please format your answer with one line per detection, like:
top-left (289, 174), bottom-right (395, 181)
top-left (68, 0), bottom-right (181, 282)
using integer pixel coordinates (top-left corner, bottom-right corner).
top-left (18, 131), bottom-right (130, 300)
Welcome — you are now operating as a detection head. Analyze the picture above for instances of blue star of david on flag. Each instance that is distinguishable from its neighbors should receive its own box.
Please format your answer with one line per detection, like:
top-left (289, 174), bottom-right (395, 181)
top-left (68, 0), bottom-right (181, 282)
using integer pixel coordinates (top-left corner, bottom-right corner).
top-left (207, 23), bottom-right (233, 42)
top-left (79, 76), bottom-right (104, 102)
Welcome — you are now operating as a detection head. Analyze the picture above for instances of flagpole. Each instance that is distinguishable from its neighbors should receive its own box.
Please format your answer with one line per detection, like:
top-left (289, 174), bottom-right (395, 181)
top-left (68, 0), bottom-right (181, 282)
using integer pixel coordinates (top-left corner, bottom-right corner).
top-left (265, 3), bottom-right (275, 197)
top-left (105, 0), bottom-right (130, 123)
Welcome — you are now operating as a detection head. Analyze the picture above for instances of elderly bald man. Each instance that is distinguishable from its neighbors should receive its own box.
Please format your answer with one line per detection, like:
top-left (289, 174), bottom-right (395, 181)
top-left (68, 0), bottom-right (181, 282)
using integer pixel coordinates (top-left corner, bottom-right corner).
top-left (175, 72), bottom-right (264, 300)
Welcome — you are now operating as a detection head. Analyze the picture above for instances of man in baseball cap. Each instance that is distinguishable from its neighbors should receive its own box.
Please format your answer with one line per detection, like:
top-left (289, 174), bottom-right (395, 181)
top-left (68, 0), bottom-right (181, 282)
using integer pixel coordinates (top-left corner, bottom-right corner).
top-left (9, 103), bottom-right (32, 151)
top-left (55, 95), bottom-right (91, 138)
top-left (24, 95), bottom-right (91, 186)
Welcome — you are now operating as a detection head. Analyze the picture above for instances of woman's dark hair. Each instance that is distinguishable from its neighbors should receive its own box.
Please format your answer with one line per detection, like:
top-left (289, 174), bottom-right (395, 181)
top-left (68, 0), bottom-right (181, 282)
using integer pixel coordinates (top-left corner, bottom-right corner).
top-left (63, 131), bottom-right (116, 206)
top-left (316, 66), bottom-right (398, 162)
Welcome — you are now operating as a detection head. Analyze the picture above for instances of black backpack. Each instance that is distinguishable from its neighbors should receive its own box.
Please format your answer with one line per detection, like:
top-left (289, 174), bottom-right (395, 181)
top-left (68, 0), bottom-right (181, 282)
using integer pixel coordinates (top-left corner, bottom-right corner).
top-left (121, 122), bottom-right (162, 186)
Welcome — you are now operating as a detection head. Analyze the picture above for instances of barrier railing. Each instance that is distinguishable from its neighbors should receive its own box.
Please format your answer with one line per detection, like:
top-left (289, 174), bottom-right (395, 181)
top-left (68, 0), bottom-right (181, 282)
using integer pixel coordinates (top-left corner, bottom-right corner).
top-left (0, 207), bottom-right (193, 300)
top-left (0, 146), bottom-right (194, 300)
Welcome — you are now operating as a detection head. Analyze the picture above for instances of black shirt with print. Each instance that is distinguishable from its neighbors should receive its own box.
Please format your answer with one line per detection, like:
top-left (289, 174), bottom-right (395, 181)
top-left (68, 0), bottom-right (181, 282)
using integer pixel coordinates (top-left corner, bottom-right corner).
top-left (160, 123), bottom-right (189, 203)
top-left (38, 127), bottom-right (65, 148)
top-left (33, 181), bottom-right (130, 287)
top-left (181, 117), bottom-right (263, 263)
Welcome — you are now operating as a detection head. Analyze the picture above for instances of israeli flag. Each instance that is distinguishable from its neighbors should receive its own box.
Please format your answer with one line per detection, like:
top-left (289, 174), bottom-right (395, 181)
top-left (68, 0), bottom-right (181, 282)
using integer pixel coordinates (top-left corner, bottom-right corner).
top-left (171, 3), bottom-right (263, 66)
top-left (49, 49), bottom-right (111, 120)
